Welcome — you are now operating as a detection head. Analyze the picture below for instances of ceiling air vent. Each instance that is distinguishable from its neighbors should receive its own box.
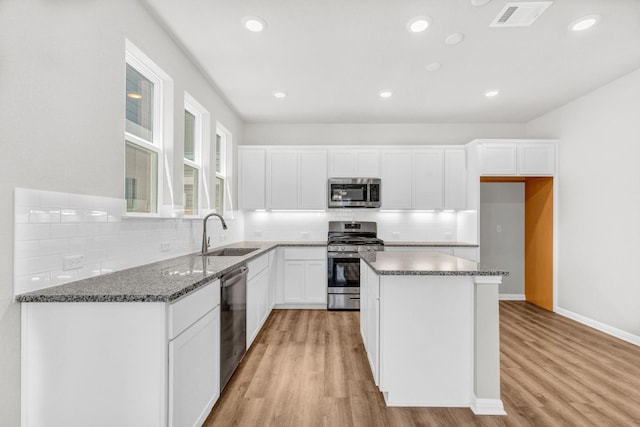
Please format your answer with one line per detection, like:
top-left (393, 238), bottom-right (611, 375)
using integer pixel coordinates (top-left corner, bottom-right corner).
top-left (490, 1), bottom-right (552, 27)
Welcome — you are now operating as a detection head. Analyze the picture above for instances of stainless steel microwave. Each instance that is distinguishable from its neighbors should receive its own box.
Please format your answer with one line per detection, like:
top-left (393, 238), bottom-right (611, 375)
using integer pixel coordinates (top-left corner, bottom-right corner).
top-left (328, 178), bottom-right (381, 208)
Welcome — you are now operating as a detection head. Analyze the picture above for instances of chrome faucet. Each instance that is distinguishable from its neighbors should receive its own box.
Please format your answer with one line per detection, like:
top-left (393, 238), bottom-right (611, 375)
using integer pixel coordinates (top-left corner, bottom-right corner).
top-left (201, 212), bottom-right (228, 254)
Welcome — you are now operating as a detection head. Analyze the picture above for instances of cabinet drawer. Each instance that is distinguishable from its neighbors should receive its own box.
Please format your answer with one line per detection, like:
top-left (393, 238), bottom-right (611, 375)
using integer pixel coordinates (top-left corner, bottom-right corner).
top-left (168, 280), bottom-right (220, 340)
top-left (247, 254), bottom-right (269, 280)
top-left (283, 247), bottom-right (326, 260)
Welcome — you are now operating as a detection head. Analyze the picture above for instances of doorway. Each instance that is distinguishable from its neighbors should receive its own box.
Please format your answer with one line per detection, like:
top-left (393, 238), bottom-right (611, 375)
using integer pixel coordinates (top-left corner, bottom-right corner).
top-left (480, 177), bottom-right (554, 311)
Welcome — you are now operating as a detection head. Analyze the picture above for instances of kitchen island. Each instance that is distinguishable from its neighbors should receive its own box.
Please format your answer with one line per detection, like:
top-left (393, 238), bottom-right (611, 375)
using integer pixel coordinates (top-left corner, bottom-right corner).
top-left (359, 250), bottom-right (507, 415)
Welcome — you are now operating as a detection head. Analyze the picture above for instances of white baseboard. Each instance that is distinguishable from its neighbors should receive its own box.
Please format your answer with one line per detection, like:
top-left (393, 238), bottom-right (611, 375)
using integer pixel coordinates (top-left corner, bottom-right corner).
top-left (499, 294), bottom-right (525, 300)
top-left (470, 395), bottom-right (506, 415)
top-left (555, 307), bottom-right (640, 347)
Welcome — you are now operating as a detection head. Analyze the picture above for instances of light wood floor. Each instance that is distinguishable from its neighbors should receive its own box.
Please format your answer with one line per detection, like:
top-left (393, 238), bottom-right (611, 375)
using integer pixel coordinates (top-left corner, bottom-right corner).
top-left (204, 302), bottom-right (640, 426)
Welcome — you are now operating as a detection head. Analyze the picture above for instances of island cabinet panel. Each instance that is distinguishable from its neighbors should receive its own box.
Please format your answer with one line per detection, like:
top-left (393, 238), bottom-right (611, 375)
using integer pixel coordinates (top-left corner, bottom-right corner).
top-left (378, 275), bottom-right (473, 407)
top-left (360, 260), bottom-right (381, 385)
top-left (239, 148), bottom-right (266, 209)
top-left (328, 149), bottom-right (380, 178)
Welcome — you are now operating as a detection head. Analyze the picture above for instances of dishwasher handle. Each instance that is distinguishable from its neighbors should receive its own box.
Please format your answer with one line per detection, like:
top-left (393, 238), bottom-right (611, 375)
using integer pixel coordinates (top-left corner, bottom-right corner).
top-left (221, 266), bottom-right (248, 288)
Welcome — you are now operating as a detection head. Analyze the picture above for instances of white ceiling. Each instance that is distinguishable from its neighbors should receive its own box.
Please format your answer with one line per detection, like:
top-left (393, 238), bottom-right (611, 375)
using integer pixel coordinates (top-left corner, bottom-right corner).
top-left (143, 0), bottom-right (640, 124)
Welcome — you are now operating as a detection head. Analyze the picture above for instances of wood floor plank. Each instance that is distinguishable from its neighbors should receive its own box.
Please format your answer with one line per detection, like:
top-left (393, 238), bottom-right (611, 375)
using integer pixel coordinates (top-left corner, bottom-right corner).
top-left (204, 304), bottom-right (640, 427)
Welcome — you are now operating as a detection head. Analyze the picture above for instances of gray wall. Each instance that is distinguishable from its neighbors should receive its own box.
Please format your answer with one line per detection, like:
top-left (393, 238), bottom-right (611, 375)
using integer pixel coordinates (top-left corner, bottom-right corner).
top-left (243, 122), bottom-right (526, 145)
top-left (526, 66), bottom-right (640, 339)
top-left (0, 0), bottom-right (241, 424)
top-left (480, 183), bottom-right (525, 297)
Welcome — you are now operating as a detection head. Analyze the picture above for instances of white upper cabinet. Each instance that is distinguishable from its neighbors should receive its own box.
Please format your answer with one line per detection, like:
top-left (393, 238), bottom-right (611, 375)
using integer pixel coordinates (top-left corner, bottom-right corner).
top-left (329, 149), bottom-right (380, 178)
top-left (266, 149), bottom-right (327, 210)
top-left (517, 143), bottom-right (555, 176)
top-left (412, 150), bottom-right (444, 210)
top-left (267, 150), bottom-right (299, 209)
top-left (382, 148), bottom-right (466, 210)
top-left (299, 150), bottom-right (327, 209)
top-left (477, 140), bottom-right (556, 176)
top-left (381, 150), bottom-right (413, 209)
top-left (444, 149), bottom-right (466, 210)
top-left (239, 148), bottom-right (266, 209)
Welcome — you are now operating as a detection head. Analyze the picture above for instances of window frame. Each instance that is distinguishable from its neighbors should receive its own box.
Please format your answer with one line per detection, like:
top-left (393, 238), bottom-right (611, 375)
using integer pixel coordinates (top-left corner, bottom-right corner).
top-left (215, 123), bottom-right (232, 217)
top-left (183, 92), bottom-right (206, 217)
top-left (124, 41), bottom-right (167, 217)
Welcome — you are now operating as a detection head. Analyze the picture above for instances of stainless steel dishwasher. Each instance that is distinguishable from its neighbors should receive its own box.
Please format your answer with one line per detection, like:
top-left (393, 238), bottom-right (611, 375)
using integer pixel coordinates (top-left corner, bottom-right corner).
top-left (219, 266), bottom-right (248, 392)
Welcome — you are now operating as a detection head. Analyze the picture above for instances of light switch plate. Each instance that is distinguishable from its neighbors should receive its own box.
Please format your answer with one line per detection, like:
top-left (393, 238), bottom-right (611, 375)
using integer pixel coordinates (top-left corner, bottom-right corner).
top-left (63, 255), bottom-right (84, 270)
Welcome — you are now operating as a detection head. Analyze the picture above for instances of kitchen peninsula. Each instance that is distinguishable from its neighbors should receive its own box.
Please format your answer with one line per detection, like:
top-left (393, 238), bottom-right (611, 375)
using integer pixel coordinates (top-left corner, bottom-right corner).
top-left (359, 250), bottom-right (508, 415)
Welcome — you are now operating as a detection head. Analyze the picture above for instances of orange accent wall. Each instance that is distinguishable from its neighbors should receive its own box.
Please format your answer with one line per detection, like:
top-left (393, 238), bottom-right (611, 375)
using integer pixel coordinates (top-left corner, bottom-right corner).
top-left (524, 177), bottom-right (554, 311)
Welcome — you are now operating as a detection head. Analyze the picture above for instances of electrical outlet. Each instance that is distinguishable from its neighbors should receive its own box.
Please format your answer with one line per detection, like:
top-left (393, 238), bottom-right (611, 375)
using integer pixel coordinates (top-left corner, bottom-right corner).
top-left (63, 255), bottom-right (84, 271)
top-left (161, 241), bottom-right (171, 252)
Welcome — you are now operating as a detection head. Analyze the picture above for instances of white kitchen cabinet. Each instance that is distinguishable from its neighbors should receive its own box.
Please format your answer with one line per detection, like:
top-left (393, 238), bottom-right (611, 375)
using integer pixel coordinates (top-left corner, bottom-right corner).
top-left (246, 253), bottom-right (271, 347)
top-left (412, 150), bottom-right (444, 210)
top-left (517, 143), bottom-right (555, 175)
top-left (360, 260), bottom-right (380, 385)
top-left (267, 150), bottom-right (299, 209)
top-left (21, 280), bottom-right (221, 427)
top-left (239, 148), bottom-right (266, 209)
top-left (169, 307), bottom-right (219, 427)
top-left (381, 150), bottom-right (413, 209)
top-left (383, 148), bottom-right (466, 210)
top-left (299, 150), bottom-right (327, 209)
top-left (477, 140), bottom-right (556, 176)
top-left (280, 247), bottom-right (327, 307)
top-left (329, 149), bottom-right (380, 178)
top-left (266, 149), bottom-right (327, 209)
top-left (444, 149), bottom-right (466, 209)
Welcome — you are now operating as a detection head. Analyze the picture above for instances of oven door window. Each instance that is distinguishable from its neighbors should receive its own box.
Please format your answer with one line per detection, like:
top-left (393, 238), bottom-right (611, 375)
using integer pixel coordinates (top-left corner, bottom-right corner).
top-left (328, 257), bottom-right (360, 287)
top-left (330, 184), bottom-right (367, 202)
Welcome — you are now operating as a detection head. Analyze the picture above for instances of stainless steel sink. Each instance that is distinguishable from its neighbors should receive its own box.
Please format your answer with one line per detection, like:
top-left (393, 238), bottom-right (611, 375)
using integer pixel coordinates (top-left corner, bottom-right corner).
top-left (202, 247), bottom-right (258, 257)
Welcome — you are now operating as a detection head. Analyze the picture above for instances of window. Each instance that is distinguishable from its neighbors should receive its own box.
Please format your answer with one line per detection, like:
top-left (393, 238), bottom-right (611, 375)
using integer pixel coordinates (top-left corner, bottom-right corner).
top-left (124, 43), bottom-right (166, 214)
top-left (215, 125), bottom-right (231, 215)
top-left (183, 94), bottom-right (203, 216)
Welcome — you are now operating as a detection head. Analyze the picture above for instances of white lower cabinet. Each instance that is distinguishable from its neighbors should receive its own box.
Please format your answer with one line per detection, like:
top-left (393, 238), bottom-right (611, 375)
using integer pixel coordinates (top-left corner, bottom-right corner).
top-left (21, 280), bottom-right (221, 427)
top-left (247, 253), bottom-right (271, 347)
top-left (169, 307), bottom-right (220, 427)
top-left (280, 247), bottom-right (327, 307)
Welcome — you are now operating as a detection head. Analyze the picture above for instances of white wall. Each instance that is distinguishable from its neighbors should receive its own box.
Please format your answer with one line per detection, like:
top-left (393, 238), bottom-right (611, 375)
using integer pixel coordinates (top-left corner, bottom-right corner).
top-left (243, 123), bottom-right (526, 146)
top-left (480, 183), bottom-right (525, 298)
top-left (526, 66), bottom-right (640, 342)
top-left (0, 0), bottom-right (242, 424)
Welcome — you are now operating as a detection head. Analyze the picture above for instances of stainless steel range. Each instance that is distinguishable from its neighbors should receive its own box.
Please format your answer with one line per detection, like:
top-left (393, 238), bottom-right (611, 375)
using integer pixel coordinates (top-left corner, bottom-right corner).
top-left (327, 221), bottom-right (384, 310)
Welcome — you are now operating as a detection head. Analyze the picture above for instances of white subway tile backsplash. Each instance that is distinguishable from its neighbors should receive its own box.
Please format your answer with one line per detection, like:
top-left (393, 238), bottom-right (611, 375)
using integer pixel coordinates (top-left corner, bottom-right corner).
top-left (14, 189), bottom-right (228, 296)
top-left (50, 224), bottom-right (79, 239)
top-left (28, 255), bottom-right (61, 274)
top-left (61, 209), bottom-right (85, 223)
top-left (15, 223), bottom-right (50, 241)
top-left (39, 239), bottom-right (69, 256)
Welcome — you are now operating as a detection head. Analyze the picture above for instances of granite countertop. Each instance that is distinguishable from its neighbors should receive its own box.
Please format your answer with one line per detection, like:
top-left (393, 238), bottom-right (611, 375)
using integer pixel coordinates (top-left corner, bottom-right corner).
top-left (383, 241), bottom-right (478, 247)
top-left (16, 241), bottom-right (326, 303)
top-left (360, 250), bottom-right (508, 276)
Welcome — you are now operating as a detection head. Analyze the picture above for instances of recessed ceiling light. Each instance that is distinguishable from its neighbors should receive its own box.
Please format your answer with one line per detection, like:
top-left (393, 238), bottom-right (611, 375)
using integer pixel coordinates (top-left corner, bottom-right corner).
top-left (407, 16), bottom-right (431, 33)
top-left (127, 92), bottom-right (142, 99)
top-left (425, 62), bottom-right (441, 72)
top-left (242, 16), bottom-right (267, 32)
top-left (273, 91), bottom-right (287, 99)
top-left (570, 14), bottom-right (600, 32)
top-left (485, 90), bottom-right (500, 98)
top-left (471, 0), bottom-right (492, 6)
top-left (444, 33), bottom-right (465, 45)
top-left (379, 91), bottom-right (393, 98)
